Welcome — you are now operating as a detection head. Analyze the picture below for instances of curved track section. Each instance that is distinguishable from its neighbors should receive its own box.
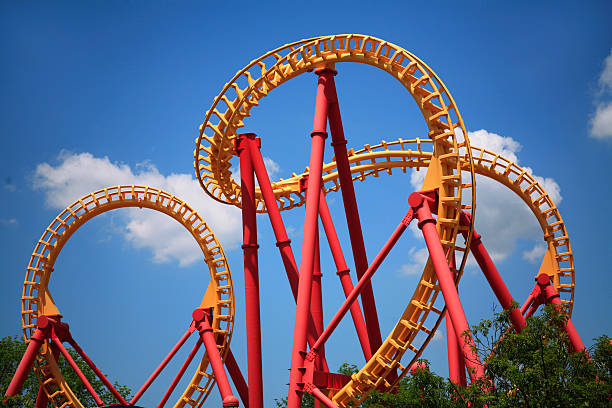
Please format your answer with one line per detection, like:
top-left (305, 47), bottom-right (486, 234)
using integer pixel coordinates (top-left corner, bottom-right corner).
top-left (21, 185), bottom-right (234, 408)
top-left (270, 140), bottom-right (573, 405)
top-left (195, 34), bottom-right (477, 406)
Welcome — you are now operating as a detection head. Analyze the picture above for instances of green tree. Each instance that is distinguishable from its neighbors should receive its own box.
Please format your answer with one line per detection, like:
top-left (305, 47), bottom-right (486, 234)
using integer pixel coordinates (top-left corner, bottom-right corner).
top-left (275, 306), bottom-right (611, 407)
top-left (460, 305), bottom-right (612, 408)
top-left (1, 335), bottom-right (131, 407)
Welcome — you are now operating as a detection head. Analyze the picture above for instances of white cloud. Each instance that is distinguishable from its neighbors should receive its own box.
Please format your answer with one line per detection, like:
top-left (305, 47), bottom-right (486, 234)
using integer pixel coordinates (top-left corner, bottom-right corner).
top-left (522, 243), bottom-right (546, 264)
top-left (33, 151), bottom-right (243, 267)
top-left (410, 129), bottom-right (561, 265)
top-left (589, 49), bottom-right (612, 140)
top-left (590, 102), bottom-right (612, 140)
top-left (398, 247), bottom-right (429, 276)
top-left (598, 49), bottom-right (612, 93)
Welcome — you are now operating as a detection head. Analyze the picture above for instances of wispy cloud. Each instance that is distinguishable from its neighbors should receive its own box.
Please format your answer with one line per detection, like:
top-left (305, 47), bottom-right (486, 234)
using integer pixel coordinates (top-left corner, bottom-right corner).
top-left (32, 151), bottom-right (259, 267)
top-left (589, 49), bottom-right (612, 140)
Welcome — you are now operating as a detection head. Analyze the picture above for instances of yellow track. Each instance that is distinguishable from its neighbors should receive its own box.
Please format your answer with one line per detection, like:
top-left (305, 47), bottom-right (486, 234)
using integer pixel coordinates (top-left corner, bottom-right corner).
top-left (194, 34), bottom-right (573, 406)
top-left (21, 186), bottom-right (234, 408)
top-left (194, 34), bottom-right (476, 406)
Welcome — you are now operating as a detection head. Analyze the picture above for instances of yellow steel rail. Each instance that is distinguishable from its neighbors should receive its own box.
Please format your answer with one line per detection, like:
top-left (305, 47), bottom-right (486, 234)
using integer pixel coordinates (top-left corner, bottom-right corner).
top-left (21, 185), bottom-right (234, 408)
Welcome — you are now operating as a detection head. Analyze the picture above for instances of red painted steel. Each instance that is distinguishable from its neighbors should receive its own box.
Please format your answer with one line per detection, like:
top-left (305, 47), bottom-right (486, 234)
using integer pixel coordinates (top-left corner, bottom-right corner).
top-left (309, 385), bottom-right (340, 408)
top-left (157, 338), bottom-right (203, 408)
top-left (68, 337), bottom-right (128, 405)
top-left (318, 190), bottom-right (372, 361)
top-left (446, 256), bottom-right (467, 386)
top-left (460, 212), bottom-right (526, 332)
top-left (409, 192), bottom-right (485, 380)
top-left (311, 230), bottom-right (326, 372)
top-left (286, 71), bottom-right (330, 408)
top-left (194, 310), bottom-right (239, 408)
top-left (131, 323), bottom-right (196, 405)
top-left (313, 211), bottom-right (410, 352)
top-left (247, 136), bottom-right (300, 299)
top-left (249, 140), bottom-right (323, 354)
top-left (225, 348), bottom-right (249, 408)
top-left (4, 328), bottom-right (46, 397)
top-left (536, 274), bottom-right (586, 353)
top-left (52, 334), bottom-right (105, 406)
top-left (237, 133), bottom-right (264, 408)
top-left (324, 70), bottom-right (383, 355)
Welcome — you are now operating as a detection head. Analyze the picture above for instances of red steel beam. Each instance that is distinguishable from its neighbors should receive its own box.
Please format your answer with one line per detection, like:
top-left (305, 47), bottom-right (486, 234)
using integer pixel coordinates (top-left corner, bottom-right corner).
top-left (67, 337), bottom-right (127, 405)
top-left (246, 136), bottom-right (300, 298)
top-left (313, 209), bottom-right (411, 352)
top-left (4, 328), bottom-right (46, 398)
top-left (193, 309), bottom-right (239, 408)
top-left (318, 190), bottom-right (372, 361)
top-left (51, 334), bottom-right (105, 406)
top-left (536, 274), bottom-right (586, 353)
top-left (287, 70), bottom-right (330, 408)
top-left (445, 256), bottom-right (466, 386)
top-left (131, 324), bottom-right (196, 405)
top-left (225, 348), bottom-right (249, 408)
top-left (157, 338), bottom-right (203, 408)
top-left (324, 70), bottom-right (383, 355)
top-left (237, 133), bottom-right (264, 408)
top-left (460, 212), bottom-right (526, 332)
top-left (409, 192), bottom-right (485, 380)
top-left (248, 137), bottom-right (325, 358)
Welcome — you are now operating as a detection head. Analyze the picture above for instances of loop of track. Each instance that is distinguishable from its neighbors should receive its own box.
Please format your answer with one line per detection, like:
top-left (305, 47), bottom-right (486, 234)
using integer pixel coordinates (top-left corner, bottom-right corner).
top-left (194, 34), bottom-right (476, 406)
top-left (21, 185), bottom-right (234, 408)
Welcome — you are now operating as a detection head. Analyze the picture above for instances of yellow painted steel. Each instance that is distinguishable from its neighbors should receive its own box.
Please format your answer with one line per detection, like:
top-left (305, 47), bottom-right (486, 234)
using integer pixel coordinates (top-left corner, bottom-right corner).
top-left (21, 185), bottom-right (234, 408)
top-left (195, 34), bottom-right (477, 406)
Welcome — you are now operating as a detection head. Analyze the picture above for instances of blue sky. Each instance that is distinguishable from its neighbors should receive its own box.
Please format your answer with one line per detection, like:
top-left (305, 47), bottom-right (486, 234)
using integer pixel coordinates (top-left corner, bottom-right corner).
top-left (1, 1), bottom-right (611, 406)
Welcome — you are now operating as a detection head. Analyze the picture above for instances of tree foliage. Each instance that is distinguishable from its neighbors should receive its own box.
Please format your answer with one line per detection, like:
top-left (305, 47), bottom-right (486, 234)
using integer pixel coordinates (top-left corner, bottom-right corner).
top-left (276, 306), bottom-right (611, 407)
top-left (1, 335), bottom-right (131, 407)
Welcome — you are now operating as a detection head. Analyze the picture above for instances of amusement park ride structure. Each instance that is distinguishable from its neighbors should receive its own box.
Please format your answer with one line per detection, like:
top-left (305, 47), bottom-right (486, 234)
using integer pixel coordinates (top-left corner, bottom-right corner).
top-left (5, 34), bottom-right (585, 408)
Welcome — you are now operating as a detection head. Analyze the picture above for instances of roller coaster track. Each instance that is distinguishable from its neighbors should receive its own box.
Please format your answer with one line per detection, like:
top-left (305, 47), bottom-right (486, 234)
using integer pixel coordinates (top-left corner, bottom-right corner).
top-left (191, 34), bottom-right (574, 406)
top-left (21, 186), bottom-right (234, 408)
top-left (16, 34), bottom-right (575, 408)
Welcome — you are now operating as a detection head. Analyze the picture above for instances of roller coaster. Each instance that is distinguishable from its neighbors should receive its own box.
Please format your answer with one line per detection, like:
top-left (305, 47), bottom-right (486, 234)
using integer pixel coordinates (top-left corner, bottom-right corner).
top-left (5, 34), bottom-right (585, 408)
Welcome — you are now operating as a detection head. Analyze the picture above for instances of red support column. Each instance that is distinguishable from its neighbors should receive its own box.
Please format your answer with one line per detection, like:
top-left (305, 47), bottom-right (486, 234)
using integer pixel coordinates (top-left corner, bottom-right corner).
top-left (236, 133), bottom-right (264, 408)
top-left (313, 210), bottom-right (412, 352)
top-left (409, 192), bottom-right (484, 380)
top-left (225, 348), bottom-right (249, 408)
top-left (247, 137), bottom-right (300, 299)
top-left (318, 190), bottom-right (372, 361)
top-left (460, 212), bottom-right (526, 332)
top-left (307, 385), bottom-right (339, 408)
top-left (4, 328), bottom-right (46, 397)
top-left (52, 334), bottom-right (105, 406)
top-left (157, 337), bottom-right (203, 408)
top-left (324, 70), bottom-right (383, 355)
top-left (311, 230), bottom-right (326, 369)
top-left (248, 139), bottom-right (324, 355)
top-left (67, 337), bottom-right (127, 405)
top-left (445, 256), bottom-right (466, 387)
top-left (193, 309), bottom-right (239, 408)
top-left (131, 324), bottom-right (196, 405)
top-left (286, 70), bottom-right (330, 408)
top-left (536, 274), bottom-right (586, 353)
